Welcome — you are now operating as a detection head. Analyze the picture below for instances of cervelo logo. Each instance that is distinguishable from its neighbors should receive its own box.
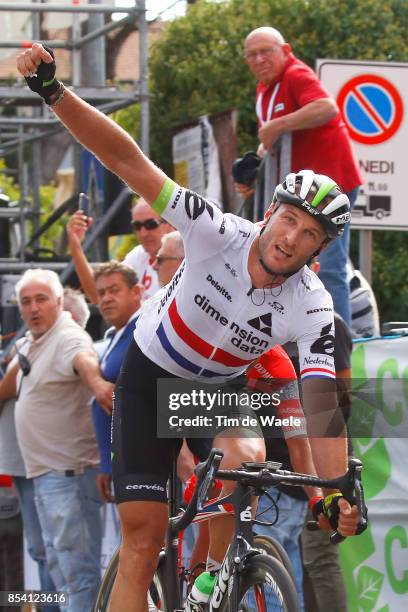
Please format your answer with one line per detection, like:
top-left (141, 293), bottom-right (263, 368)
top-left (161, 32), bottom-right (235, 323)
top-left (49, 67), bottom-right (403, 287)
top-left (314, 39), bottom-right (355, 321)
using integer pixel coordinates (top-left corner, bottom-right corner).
top-left (125, 483), bottom-right (165, 492)
top-left (224, 263), bottom-right (238, 278)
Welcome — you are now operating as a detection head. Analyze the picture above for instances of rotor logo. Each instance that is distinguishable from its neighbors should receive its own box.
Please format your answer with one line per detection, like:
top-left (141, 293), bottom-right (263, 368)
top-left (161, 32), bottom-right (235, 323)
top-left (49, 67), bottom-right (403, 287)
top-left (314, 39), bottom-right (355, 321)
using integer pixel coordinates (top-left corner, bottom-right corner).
top-left (247, 313), bottom-right (272, 337)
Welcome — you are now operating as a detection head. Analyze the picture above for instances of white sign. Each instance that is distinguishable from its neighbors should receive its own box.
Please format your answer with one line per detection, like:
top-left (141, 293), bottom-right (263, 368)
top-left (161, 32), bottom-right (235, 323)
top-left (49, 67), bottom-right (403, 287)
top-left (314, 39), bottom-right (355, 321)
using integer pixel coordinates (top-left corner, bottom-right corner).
top-left (317, 59), bottom-right (408, 230)
top-left (172, 116), bottom-right (222, 208)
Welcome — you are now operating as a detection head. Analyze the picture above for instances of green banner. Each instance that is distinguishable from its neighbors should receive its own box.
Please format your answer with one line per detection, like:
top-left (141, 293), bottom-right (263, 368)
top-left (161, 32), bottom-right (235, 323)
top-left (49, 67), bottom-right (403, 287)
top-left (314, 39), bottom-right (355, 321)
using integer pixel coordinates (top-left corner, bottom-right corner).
top-left (340, 336), bottom-right (408, 611)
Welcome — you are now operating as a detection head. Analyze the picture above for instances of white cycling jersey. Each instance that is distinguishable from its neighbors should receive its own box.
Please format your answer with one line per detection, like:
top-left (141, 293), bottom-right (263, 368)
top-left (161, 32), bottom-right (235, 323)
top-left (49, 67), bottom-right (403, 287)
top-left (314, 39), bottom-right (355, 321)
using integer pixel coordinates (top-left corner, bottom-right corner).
top-left (135, 179), bottom-right (336, 382)
top-left (123, 244), bottom-right (159, 301)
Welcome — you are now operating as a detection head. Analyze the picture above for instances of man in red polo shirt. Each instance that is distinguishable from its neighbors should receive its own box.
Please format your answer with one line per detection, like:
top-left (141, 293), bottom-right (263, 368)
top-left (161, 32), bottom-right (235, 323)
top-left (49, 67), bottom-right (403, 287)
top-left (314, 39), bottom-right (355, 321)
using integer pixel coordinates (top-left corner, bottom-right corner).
top-left (243, 26), bottom-right (363, 327)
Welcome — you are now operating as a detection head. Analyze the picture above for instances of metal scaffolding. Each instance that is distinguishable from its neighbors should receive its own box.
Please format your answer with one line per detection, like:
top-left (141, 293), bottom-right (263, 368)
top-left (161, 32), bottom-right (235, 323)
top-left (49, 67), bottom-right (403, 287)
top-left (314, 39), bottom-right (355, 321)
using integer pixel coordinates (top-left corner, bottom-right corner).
top-left (0, 0), bottom-right (148, 254)
top-left (0, 1), bottom-right (150, 351)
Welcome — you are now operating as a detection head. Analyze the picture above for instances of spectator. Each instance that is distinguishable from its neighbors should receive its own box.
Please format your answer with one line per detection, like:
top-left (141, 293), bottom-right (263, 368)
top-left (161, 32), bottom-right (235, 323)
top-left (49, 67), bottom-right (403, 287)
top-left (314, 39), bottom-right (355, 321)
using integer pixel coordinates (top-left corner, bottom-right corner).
top-left (300, 310), bottom-right (352, 611)
top-left (0, 475), bottom-right (23, 610)
top-left (123, 198), bottom-right (173, 298)
top-left (348, 260), bottom-right (380, 338)
top-left (152, 230), bottom-right (185, 288)
top-left (247, 256), bottom-right (352, 610)
top-left (91, 261), bottom-right (141, 502)
top-left (242, 26), bottom-right (363, 325)
top-left (67, 198), bottom-right (172, 304)
top-left (279, 256), bottom-right (352, 612)
top-left (12, 268), bottom-right (114, 612)
top-left (63, 286), bottom-right (91, 328)
top-left (0, 287), bottom-right (92, 611)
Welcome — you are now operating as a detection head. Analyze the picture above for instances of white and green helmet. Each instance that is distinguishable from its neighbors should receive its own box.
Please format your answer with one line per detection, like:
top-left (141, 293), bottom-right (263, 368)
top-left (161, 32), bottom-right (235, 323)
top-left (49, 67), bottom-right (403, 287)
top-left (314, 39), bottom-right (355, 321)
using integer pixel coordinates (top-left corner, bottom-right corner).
top-left (273, 170), bottom-right (351, 240)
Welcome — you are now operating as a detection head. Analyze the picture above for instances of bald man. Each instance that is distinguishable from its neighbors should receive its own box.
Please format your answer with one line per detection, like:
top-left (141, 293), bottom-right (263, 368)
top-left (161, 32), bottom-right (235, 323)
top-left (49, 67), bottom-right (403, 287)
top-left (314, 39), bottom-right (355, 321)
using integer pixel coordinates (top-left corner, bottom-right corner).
top-left (123, 198), bottom-right (172, 299)
top-left (243, 26), bottom-right (363, 326)
top-left (67, 198), bottom-right (172, 303)
top-left (152, 230), bottom-right (185, 288)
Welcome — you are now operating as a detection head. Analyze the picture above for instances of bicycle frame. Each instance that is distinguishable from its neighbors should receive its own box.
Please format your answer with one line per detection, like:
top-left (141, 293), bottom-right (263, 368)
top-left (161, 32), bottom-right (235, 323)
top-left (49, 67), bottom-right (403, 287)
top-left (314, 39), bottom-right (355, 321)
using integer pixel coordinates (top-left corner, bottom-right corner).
top-left (158, 479), bottom-right (257, 611)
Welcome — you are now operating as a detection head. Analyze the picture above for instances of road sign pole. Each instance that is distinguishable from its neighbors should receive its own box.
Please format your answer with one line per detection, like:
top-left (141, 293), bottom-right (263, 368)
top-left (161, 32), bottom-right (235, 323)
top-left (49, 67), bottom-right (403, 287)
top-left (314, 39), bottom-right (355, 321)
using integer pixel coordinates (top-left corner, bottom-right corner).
top-left (359, 229), bottom-right (373, 284)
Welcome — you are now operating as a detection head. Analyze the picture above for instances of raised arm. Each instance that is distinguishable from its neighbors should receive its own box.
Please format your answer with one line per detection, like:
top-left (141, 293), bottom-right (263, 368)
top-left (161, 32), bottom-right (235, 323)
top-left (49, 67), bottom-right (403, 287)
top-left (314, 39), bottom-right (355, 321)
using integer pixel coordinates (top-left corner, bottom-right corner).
top-left (16, 44), bottom-right (167, 205)
top-left (66, 211), bottom-right (98, 304)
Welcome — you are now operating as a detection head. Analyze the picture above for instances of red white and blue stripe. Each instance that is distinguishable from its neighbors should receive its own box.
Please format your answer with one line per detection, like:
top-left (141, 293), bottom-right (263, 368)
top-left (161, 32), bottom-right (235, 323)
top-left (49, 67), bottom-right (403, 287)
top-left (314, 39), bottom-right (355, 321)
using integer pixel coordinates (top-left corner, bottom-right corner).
top-left (300, 366), bottom-right (336, 380)
top-left (156, 298), bottom-right (254, 378)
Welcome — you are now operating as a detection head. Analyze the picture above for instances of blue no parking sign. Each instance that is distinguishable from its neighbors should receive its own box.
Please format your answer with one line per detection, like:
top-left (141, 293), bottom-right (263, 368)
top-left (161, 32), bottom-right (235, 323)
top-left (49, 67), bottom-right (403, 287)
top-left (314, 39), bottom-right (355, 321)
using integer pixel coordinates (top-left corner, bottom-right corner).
top-left (337, 74), bottom-right (403, 145)
top-left (317, 59), bottom-right (408, 229)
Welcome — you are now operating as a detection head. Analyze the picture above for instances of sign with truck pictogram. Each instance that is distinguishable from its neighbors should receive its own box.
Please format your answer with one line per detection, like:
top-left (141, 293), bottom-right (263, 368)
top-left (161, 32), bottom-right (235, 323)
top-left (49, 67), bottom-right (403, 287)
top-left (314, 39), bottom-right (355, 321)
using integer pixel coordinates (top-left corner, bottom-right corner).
top-left (317, 59), bottom-right (408, 230)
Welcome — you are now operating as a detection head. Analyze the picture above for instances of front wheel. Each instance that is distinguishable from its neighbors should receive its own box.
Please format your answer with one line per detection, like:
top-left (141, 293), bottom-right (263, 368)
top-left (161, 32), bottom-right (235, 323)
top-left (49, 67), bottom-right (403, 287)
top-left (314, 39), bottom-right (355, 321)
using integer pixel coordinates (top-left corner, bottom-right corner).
top-left (92, 548), bottom-right (167, 612)
top-left (93, 548), bottom-right (119, 612)
top-left (228, 553), bottom-right (300, 612)
top-left (253, 534), bottom-right (295, 585)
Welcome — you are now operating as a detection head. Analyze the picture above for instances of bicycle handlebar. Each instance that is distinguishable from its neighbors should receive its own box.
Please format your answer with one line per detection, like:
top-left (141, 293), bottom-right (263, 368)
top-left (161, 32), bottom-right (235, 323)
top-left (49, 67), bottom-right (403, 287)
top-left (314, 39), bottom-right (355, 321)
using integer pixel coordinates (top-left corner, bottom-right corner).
top-left (171, 452), bottom-right (367, 544)
top-left (216, 457), bottom-right (368, 544)
top-left (171, 448), bottom-right (224, 533)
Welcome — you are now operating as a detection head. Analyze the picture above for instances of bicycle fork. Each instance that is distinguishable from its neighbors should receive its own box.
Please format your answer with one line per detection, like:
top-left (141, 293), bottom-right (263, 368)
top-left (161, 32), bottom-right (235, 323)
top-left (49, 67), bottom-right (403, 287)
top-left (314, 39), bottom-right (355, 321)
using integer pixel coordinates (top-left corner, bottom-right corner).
top-left (208, 483), bottom-right (256, 611)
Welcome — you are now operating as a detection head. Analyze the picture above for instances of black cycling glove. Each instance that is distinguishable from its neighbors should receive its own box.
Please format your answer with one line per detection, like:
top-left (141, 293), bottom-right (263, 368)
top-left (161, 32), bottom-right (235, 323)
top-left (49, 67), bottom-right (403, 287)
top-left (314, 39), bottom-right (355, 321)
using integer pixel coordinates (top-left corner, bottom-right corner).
top-left (312, 492), bottom-right (367, 535)
top-left (24, 46), bottom-right (61, 105)
top-left (311, 492), bottom-right (343, 530)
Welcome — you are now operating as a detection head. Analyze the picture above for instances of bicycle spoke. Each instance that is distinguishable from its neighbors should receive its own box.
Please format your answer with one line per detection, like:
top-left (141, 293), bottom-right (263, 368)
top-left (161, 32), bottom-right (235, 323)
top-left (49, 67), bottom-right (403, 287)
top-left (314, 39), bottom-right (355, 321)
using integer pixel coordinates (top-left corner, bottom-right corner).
top-left (239, 578), bottom-right (287, 611)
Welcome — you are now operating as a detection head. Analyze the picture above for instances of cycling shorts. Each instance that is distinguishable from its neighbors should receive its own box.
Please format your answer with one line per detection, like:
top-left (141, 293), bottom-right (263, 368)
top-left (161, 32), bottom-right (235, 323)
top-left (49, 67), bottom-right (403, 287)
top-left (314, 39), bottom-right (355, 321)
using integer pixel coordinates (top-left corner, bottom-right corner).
top-left (112, 340), bottom-right (213, 504)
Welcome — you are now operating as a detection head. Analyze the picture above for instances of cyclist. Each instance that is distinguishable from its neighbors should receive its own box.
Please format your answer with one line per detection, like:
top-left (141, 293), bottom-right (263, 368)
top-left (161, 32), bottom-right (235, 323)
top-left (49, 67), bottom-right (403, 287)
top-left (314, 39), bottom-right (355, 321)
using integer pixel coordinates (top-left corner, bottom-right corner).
top-left (17, 44), bottom-right (361, 612)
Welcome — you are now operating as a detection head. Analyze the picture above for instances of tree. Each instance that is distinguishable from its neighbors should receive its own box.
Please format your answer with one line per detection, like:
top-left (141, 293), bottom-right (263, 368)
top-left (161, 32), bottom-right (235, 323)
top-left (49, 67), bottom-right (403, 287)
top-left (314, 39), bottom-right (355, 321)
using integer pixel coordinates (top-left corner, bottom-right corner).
top-left (116, 0), bottom-right (408, 323)
top-left (2, 0), bottom-right (404, 323)
top-left (148, 0), bottom-right (408, 171)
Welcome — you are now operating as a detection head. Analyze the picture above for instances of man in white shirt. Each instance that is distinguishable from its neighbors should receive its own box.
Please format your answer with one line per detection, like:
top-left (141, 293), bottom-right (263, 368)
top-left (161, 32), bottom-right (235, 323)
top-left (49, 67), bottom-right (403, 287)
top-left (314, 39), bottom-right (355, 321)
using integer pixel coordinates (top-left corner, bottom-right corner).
top-left (13, 268), bottom-right (114, 612)
top-left (67, 197), bottom-right (172, 303)
top-left (123, 198), bottom-right (173, 299)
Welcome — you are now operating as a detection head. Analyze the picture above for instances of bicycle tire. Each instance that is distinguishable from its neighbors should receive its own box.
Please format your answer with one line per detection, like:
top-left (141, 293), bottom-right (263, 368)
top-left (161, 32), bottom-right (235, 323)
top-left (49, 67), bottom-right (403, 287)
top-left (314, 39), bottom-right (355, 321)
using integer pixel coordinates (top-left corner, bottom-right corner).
top-left (92, 548), bottom-right (167, 611)
top-left (253, 534), bottom-right (296, 585)
top-left (93, 548), bottom-right (119, 612)
top-left (214, 553), bottom-right (300, 612)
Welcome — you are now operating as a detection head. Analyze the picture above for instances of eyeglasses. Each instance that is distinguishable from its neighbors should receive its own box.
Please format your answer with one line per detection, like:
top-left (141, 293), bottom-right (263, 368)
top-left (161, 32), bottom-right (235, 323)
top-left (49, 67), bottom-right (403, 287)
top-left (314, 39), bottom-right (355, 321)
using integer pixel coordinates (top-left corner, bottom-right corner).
top-left (131, 218), bottom-right (164, 231)
top-left (244, 47), bottom-right (278, 62)
top-left (155, 256), bottom-right (183, 266)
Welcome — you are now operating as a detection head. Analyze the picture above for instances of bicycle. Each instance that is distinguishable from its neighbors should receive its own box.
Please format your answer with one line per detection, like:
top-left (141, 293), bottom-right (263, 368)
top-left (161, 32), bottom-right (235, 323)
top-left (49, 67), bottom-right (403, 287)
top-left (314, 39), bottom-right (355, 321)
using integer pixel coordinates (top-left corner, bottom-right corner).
top-left (94, 450), bottom-right (367, 611)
